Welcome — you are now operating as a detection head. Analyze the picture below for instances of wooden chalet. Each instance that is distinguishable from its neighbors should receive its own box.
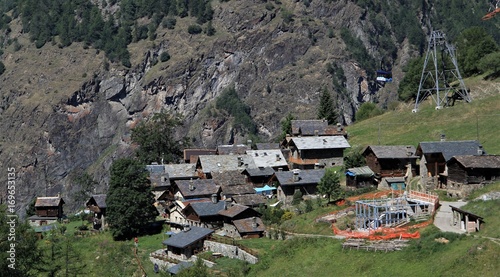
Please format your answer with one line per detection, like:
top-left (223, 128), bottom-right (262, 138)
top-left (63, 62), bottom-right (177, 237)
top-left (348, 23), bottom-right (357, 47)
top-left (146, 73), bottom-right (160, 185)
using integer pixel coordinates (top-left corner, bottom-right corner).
top-left (182, 196), bottom-right (226, 229)
top-left (362, 145), bottom-right (418, 177)
top-left (286, 136), bottom-right (350, 169)
top-left (345, 166), bottom-right (375, 188)
top-left (28, 196), bottom-right (65, 227)
top-left (172, 179), bottom-right (220, 201)
top-left (416, 140), bottom-right (484, 189)
top-left (218, 204), bottom-right (264, 238)
top-left (445, 155), bottom-right (500, 197)
top-left (86, 194), bottom-right (107, 230)
top-left (242, 167), bottom-right (276, 187)
top-left (183, 148), bottom-right (217, 163)
top-left (231, 194), bottom-right (267, 208)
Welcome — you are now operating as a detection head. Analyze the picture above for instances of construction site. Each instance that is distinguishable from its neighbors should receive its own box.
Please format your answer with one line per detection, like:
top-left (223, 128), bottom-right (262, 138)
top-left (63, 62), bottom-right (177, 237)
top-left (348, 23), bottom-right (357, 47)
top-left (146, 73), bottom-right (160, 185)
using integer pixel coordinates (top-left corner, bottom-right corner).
top-left (320, 190), bottom-right (439, 251)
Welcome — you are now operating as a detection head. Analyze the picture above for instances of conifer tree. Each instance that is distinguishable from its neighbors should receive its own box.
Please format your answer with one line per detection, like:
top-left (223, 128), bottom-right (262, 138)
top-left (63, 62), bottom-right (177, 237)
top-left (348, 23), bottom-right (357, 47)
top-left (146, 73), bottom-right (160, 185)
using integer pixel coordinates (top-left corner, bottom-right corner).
top-left (317, 87), bottom-right (337, 125)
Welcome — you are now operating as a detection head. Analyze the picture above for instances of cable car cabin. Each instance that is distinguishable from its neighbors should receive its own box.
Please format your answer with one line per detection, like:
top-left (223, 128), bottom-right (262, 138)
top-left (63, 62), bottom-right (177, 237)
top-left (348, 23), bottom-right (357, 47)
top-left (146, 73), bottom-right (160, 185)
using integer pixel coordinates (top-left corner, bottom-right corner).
top-left (376, 70), bottom-right (393, 83)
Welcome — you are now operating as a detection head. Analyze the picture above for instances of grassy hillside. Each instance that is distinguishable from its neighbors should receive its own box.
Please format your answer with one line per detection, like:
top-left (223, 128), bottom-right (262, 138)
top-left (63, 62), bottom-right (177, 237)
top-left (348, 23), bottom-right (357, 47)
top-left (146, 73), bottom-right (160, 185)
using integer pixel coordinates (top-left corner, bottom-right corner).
top-left (346, 77), bottom-right (500, 154)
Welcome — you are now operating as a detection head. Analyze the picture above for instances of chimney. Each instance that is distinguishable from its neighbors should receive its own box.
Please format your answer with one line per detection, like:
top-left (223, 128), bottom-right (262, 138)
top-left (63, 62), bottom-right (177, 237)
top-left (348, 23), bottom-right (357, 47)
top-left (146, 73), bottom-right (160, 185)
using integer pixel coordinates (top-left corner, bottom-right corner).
top-left (278, 167), bottom-right (283, 172)
top-left (276, 154), bottom-right (281, 161)
top-left (251, 217), bottom-right (257, 228)
top-left (237, 156), bottom-right (244, 166)
top-left (211, 194), bottom-right (218, 204)
top-left (314, 130), bottom-right (319, 136)
top-left (337, 123), bottom-right (342, 132)
top-left (314, 163), bottom-right (320, 169)
top-left (189, 179), bottom-right (195, 191)
top-left (292, 169), bottom-right (300, 182)
top-left (183, 224), bottom-right (191, 232)
top-left (406, 146), bottom-right (413, 157)
top-left (478, 145), bottom-right (484, 155)
top-left (247, 139), bottom-right (252, 148)
top-left (440, 134), bottom-right (446, 142)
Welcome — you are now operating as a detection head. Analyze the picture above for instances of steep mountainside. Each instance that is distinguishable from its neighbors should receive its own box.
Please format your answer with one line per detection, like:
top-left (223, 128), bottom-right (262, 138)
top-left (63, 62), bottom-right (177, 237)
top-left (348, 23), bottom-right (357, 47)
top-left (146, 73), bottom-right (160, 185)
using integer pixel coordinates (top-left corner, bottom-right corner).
top-left (0, 0), bottom-right (497, 214)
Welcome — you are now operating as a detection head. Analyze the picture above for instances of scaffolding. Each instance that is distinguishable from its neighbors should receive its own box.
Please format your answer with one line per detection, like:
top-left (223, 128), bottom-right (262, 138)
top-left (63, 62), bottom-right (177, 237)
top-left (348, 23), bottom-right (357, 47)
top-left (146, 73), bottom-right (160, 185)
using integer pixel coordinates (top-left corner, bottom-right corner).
top-left (412, 30), bottom-right (471, 112)
top-left (355, 197), bottom-right (431, 229)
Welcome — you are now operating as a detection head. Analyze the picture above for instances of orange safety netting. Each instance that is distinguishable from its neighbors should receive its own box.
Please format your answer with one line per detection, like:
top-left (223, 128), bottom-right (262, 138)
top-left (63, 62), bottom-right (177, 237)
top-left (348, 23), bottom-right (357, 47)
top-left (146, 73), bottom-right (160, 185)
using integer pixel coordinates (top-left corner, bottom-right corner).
top-left (333, 219), bottom-right (434, 240)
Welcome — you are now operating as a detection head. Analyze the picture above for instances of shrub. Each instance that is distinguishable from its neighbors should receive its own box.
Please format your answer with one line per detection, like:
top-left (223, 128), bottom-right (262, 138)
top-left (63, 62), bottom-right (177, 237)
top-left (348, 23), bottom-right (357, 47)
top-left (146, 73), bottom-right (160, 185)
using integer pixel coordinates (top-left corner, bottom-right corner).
top-left (160, 52), bottom-right (170, 62)
top-left (0, 61), bottom-right (5, 76)
top-left (281, 211), bottom-right (294, 221)
top-left (188, 24), bottom-right (202, 34)
top-left (292, 190), bottom-right (303, 205)
top-left (162, 17), bottom-right (176, 29)
top-left (355, 102), bottom-right (384, 122)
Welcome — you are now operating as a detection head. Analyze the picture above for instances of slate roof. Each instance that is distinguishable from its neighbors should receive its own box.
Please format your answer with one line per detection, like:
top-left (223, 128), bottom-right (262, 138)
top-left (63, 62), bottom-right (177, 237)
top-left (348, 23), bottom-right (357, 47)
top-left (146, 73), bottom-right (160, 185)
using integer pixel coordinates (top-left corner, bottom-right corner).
top-left (416, 140), bottom-right (483, 161)
top-left (35, 197), bottom-right (64, 207)
top-left (242, 167), bottom-right (275, 177)
top-left (211, 170), bottom-right (247, 186)
top-left (255, 143), bottom-right (280, 150)
top-left (183, 149), bottom-right (217, 162)
top-left (197, 155), bottom-right (256, 174)
top-left (218, 204), bottom-right (252, 218)
top-left (217, 144), bottom-right (250, 155)
top-left (363, 145), bottom-right (418, 159)
top-left (149, 172), bottom-right (170, 188)
top-left (346, 166), bottom-right (375, 177)
top-left (275, 169), bottom-right (325, 186)
top-left (384, 177), bottom-right (406, 183)
top-left (188, 201), bottom-right (226, 217)
top-left (88, 194), bottom-right (107, 208)
top-left (162, 226), bottom-right (213, 248)
top-left (449, 155), bottom-right (500, 169)
top-left (220, 184), bottom-right (256, 196)
top-left (167, 262), bottom-right (194, 275)
top-left (164, 163), bottom-right (198, 179)
top-left (291, 120), bottom-right (328, 136)
top-left (175, 179), bottom-right (220, 198)
top-left (246, 150), bottom-right (288, 168)
top-left (289, 136), bottom-right (351, 150)
top-left (231, 194), bottom-right (267, 206)
top-left (233, 217), bottom-right (266, 233)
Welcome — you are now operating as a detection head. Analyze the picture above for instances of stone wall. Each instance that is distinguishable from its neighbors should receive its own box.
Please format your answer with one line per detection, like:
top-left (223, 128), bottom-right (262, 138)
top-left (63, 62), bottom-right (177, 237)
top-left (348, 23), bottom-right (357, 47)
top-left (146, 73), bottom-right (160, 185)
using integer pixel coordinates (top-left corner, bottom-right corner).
top-left (203, 241), bottom-right (258, 264)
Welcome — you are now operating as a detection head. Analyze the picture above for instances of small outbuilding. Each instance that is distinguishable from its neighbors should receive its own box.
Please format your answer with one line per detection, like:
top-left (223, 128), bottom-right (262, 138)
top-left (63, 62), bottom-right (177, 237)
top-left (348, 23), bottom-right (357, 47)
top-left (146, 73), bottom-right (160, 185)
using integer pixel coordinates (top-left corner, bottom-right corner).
top-left (450, 205), bottom-right (484, 233)
top-left (162, 226), bottom-right (214, 260)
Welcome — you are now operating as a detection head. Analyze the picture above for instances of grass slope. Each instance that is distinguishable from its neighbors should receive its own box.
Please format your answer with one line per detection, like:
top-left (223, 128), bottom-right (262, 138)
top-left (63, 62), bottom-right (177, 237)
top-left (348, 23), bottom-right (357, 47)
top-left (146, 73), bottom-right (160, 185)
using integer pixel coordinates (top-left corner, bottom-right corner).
top-left (346, 88), bottom-right (500, 154)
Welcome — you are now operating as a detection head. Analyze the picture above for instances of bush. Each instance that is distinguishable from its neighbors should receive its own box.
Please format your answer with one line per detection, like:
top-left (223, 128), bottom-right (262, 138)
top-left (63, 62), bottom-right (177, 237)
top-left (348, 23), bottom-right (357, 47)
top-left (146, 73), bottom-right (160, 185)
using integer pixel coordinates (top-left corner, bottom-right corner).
top-left (162, 17), bottom-right (176, 29)
top-left (160, 52), bottom-right (170, 62)
top-left (292, 190), bottom-right (303, 205)
top-left (187, 24), bottom-right (202, 35)
top-left (0, 61), bottom-right (5, 76)
top-left (355, 102), bottom-right (384, 122)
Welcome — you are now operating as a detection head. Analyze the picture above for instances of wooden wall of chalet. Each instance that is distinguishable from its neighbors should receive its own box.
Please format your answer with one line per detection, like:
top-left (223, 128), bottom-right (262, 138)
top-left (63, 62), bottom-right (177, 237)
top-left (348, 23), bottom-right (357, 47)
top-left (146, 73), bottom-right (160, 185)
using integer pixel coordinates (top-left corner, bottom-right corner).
top-left (35, 206), bottom-right (62, 218)
top-left (299, 148), bottom-right (344, 160)
top-left (448, 163), bottom-right (500, 185)
top-left (365, 153), bottom-right (382, 174)
top-left (423, 153), bottom-right (446, 176)
top-left (447, 163), bottom-right (468, 184)
top-left (365, 152), bottom-right (417, 177)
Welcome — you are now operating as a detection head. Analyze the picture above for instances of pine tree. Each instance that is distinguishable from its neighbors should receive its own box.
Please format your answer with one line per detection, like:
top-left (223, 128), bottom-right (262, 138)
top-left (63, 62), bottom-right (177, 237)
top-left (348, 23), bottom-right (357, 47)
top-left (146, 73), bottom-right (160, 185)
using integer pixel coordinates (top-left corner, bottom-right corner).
top-left (317, 87), bottom-right (337, 125)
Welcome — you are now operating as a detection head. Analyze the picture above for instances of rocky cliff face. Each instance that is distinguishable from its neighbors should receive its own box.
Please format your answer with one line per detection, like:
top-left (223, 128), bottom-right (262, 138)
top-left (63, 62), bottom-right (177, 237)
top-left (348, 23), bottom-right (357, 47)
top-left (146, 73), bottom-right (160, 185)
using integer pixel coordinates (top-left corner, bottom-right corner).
top-left (0, 0), bottom-right (416, 215)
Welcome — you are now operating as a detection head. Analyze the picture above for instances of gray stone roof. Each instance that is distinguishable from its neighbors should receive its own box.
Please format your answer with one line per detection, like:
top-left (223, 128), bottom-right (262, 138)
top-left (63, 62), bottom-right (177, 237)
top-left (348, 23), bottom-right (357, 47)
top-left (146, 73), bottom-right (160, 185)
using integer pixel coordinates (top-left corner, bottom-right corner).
top-left (363, 145), bottom-right (418, 159)
top-left (197, 155), bottom-right (256, 174)
top-left (149, 172), bottom-right (170, 188)
top-left (89, 194), bottom-right (107, 208)
top-left (220, 183), bottom-right (256, 196)
top-left (162, 226), bottom-right (213, 248)
top-left (231, 194), bottom-right (267, 206)
top-left (246, 150), bottom-right (288, 168)
top-left (189, 201), bottom-right (226, 217)
top-left (211, 170), bottom-right (247, 186)
top-left (289, 136), bottom-right (350, 150)
top-left (417, 140), bottom-right (483, 161)
top-left (164, 163), bottom-right (198, 179)
top-left (217, 144), bottom-right (250, 155)
top-left (218, 204), bottom-right (251, 218)
top-left (255, 143), bottom-right (280, 150)
top-left (291, 120), bottom-right (328, 136)
top-left (450, 155), bottom-right (500, 169)
top-left (146, 164), bottom-right (165, 173)
top-left (233, 217), bottom-right (266, 233)
top-left (275, 169), bottom-right (325, 186)
top-left (242, 167), bottom-right (275, 177)
top-left (35, 197), bottom-right (64, 207)
top-left (167, 262), bottom-right (194, 275)
top-left (175, 179), bottom-right (220, 198)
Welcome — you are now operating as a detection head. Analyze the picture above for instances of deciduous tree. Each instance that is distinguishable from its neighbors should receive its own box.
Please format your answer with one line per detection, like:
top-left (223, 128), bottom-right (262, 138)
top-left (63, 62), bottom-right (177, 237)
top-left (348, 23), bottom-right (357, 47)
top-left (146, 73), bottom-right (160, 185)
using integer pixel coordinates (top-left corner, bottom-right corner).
top-left (106, 158), bottom-right (158, 240)
top-left (317, 168), bottom-right (343, 204)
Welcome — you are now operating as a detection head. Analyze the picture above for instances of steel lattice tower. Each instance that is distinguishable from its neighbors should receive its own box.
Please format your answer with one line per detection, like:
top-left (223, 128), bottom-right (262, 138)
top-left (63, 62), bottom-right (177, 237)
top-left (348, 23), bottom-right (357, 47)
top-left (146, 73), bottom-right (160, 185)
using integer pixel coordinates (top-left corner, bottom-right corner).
top-left (412, 30), bottom-right (471, 113)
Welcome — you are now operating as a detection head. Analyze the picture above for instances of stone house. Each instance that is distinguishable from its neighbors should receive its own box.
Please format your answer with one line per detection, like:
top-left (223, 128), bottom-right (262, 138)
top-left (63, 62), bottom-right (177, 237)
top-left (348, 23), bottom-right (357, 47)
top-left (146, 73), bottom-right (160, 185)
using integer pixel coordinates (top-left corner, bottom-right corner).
top-left (172, 179), bottom-right (221, 201)
top-left (162, 226), bottom-right (214, 260)
top-left (182, 196), bottom-right (226, 229)
top-left (291, 120), bottom-right (347, 137)
top-left (246, 149), bottom-right (289, 171)
top-left (273, 169), bottom-right (325, 205)
top-left (183, 148), bottom-right (217, 163)
top-left (218, 204), bottom-right (264, 238)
